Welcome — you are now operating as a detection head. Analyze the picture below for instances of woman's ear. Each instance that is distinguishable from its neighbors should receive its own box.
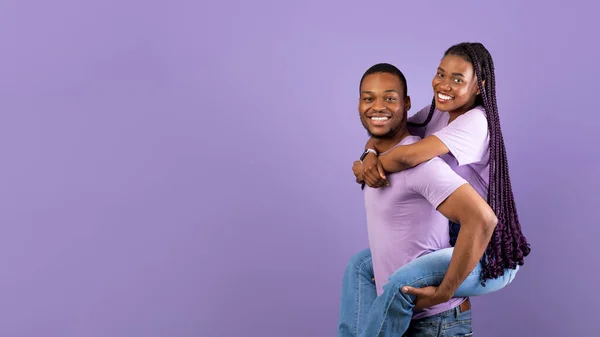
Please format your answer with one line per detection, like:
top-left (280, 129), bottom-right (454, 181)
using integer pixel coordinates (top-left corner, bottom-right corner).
top-left (476, 80), bottom-right (486, 95)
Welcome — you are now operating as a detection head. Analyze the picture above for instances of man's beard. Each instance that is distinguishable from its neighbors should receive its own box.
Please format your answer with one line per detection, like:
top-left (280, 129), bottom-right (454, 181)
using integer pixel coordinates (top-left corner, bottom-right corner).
top-left (367, 129), bottom-right (397, 139)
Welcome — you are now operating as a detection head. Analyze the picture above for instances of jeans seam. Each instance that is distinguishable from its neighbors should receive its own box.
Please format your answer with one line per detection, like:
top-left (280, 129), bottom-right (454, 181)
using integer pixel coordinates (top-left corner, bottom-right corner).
top-left (355, 254), bottom-right (372, 336)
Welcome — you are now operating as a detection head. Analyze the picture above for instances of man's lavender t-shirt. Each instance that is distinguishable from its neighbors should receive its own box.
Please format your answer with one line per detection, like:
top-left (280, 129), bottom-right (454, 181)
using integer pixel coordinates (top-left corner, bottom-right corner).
top-left (408, 105), bottom-right (489, 201)
top-left (364, 135), bottom-right (468, 319)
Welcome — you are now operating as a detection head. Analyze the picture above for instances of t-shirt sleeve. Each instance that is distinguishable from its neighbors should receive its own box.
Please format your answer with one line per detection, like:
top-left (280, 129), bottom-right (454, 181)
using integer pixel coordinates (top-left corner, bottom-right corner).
top-left (433, 107), bottom-right (489, 166)
top-left (407, 105), bottom-right (432, 138)
top-left (406, 158), bottom-right (468, 209)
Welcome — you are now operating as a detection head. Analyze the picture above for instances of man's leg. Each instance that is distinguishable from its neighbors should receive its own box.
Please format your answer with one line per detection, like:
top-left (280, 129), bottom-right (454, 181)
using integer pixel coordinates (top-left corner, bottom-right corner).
top-left (338, 248), bottom-right (377, 337)
top-left (405, 300), bottom-right (472, 337)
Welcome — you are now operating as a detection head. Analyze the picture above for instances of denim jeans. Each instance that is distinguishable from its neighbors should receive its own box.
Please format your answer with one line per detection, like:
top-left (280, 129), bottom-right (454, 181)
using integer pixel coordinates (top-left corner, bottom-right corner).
top-left (404, 304), bottom-right (472, 337)
top-left (338, 248), bottom-right (519, 337)
top-left (338, 249), bottom-right (377, 337)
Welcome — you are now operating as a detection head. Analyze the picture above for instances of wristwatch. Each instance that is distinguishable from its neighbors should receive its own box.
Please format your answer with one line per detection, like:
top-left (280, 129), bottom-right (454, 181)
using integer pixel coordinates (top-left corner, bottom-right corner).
top-left (360, 148), bottom-right (377, 162)
top-left (359, 148), bottom-right (377, 191)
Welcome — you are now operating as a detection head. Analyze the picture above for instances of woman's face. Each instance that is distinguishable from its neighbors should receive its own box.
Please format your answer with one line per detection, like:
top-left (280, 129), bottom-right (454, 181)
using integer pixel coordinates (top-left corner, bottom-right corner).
top-left (431, 54), bottom-right (482, 114)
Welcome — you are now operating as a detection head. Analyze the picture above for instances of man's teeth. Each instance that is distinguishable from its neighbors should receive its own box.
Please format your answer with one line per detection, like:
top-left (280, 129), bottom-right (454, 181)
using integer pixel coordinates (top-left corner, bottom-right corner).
top-left (437, 93), bottom-right (453, 101)
top-left (371, 117), bottom-right (389, 121)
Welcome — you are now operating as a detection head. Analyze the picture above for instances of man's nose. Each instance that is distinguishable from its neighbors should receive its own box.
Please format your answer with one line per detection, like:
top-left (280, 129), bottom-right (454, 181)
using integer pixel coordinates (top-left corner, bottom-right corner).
top-left (372, 98), bottom-right (386, 111)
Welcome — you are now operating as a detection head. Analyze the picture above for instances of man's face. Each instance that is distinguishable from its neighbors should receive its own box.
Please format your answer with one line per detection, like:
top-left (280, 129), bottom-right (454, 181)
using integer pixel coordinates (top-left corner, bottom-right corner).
top-left (358, 72), bottom-right (410, 139)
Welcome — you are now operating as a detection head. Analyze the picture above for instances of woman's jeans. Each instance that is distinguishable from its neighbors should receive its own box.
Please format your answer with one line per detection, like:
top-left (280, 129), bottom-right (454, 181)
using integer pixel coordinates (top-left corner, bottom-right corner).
top-left (337, 247), bottom-right (519, 337)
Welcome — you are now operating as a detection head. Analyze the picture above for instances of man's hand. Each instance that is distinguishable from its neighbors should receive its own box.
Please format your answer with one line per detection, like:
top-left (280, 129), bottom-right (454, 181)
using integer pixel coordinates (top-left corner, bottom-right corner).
top-left (361, 153), bottom-right (388, 188)
top-left (401, 285), bottom-right (451, 310)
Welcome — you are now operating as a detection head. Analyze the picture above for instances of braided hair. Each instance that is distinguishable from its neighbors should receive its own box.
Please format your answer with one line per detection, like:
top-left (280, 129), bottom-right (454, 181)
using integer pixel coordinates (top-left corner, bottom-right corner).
top-left (409, 42), bottom-right (531, 283)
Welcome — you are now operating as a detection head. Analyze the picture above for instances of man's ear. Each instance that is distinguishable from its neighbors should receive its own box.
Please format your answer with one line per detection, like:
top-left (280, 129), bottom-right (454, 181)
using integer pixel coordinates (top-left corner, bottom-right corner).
top-left (405, 95), bottom-right (411, 112)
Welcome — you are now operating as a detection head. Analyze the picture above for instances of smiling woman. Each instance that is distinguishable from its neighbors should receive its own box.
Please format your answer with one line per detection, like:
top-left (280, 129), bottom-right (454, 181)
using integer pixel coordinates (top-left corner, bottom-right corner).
top-left (433, 54), bottom-right (483, 117)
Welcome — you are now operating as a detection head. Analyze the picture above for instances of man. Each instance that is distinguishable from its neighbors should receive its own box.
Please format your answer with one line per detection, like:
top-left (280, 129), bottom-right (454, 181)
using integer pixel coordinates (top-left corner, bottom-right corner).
top-left (338, 63), bottom-right (497, 337)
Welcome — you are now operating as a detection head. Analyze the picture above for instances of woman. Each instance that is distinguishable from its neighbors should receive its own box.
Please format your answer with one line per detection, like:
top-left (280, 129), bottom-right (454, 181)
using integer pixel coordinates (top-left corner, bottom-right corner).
top-left (339, 42), bottom-right (531, 337)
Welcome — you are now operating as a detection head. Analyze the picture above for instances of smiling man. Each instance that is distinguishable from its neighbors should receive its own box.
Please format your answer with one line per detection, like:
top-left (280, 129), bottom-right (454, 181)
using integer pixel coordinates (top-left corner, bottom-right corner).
top-left (338, 63), bottom-right (497, 337)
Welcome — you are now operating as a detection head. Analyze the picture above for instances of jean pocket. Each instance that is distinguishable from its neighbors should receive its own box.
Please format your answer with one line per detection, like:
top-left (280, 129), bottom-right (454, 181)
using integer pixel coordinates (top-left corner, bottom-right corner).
top-left (405, 320), bottom-right (438, 337)
top-left (443, 318), bottom-right (472, 337)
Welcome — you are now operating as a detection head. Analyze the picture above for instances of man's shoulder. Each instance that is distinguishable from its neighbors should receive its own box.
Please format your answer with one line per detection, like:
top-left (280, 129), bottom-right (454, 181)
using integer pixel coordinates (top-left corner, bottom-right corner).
top-left (407, 156), bottom-right (460, 185)
top-left (388, 135), bottom-right (453, 182)
top-left (384, 134), bottom-right (422, 157)
top-left (406, 157), bottom-right (467, 208)
top-left (399, 135), bottom-right (422, 146)
top-left (411, 156), bottom-right (451, 173)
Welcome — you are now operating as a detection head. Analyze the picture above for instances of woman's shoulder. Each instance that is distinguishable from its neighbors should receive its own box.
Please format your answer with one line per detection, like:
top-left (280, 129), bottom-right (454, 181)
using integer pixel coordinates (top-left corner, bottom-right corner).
top-left (466, 105), bottom-right (487, 117)
top-left (454, 105), bottom-right (488, 125)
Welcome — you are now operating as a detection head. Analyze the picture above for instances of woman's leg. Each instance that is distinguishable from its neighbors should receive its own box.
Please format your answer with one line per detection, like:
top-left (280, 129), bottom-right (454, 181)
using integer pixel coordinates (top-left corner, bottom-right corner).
top-left (400, 247), bottom-right (519, 297)
top-left (357, 247), bottom-right (519, 337)
top-left (338, 248), bottom-right (378, 337)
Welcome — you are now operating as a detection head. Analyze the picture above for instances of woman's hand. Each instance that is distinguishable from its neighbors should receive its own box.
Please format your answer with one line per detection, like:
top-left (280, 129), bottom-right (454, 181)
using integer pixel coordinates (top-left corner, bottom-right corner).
top-left (352, 160), bottom-right (365, 184)
top-left (357, 154), bottom-right (388, 188)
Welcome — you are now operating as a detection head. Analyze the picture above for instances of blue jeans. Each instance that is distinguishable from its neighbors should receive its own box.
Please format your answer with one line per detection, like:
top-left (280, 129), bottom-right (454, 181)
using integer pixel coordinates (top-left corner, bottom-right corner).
top-left (337, 248), bottom-right (519, 337)
top-left (404, 304), bottom-right (472, 337)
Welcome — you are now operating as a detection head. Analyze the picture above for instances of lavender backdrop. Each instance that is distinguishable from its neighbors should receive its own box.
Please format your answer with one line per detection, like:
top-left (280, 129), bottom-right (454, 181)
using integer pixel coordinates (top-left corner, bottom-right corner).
top-left (1, 0), bottom-right (598, 336)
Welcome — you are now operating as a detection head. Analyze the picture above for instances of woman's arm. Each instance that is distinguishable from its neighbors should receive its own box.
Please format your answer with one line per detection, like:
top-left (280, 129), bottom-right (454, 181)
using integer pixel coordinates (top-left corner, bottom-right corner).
top-left (358, 137), bottom-right (387, 188)
top-left (377, 135), bottom-right (450, 172)
top-left (357, 135), bottom-right (450, 188)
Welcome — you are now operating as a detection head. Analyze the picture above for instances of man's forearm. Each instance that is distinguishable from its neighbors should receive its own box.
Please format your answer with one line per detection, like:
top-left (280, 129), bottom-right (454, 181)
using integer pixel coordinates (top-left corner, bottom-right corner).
top-left (437, 217), bottom-right (496, 298)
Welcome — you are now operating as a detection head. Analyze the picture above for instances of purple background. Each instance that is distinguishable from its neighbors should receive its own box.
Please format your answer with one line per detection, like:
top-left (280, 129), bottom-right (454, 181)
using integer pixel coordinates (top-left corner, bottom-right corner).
top-left (2, 0), bottom-right (598, 336)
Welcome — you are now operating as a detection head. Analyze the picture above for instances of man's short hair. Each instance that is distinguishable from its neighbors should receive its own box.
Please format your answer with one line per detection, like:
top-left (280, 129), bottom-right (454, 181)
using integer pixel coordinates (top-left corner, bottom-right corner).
top-left (359, 63), bottom-right (408, 98)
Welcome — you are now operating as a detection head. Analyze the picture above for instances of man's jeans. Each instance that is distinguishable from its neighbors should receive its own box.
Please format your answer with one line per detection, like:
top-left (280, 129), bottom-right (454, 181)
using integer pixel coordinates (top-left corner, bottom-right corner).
top-left (404, 303), bottom-right (472, 337)
top-left (338, 248), bottom-right (518, 337)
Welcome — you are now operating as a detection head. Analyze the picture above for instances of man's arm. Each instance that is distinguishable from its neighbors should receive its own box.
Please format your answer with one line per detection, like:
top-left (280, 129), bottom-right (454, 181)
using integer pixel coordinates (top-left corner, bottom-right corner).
top-left (434, 184), bottom-right (497, 299)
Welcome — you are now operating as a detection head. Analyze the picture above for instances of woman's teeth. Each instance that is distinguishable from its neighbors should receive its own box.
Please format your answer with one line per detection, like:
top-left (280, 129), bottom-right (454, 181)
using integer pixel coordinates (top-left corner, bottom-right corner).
top-left (437, 93), bottom-right (453, 101)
